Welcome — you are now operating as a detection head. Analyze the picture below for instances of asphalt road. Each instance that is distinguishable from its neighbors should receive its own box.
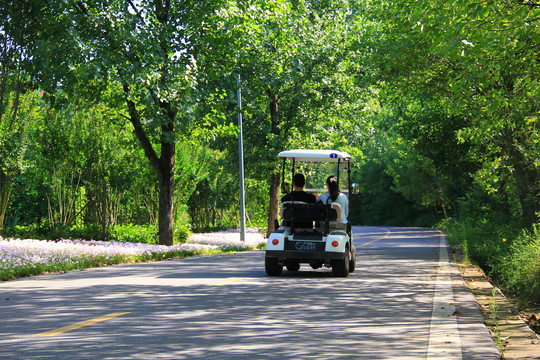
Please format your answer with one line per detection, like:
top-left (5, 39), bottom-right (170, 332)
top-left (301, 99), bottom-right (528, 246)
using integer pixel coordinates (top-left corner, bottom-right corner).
top-left (0, 226), bottom-right (500, 359)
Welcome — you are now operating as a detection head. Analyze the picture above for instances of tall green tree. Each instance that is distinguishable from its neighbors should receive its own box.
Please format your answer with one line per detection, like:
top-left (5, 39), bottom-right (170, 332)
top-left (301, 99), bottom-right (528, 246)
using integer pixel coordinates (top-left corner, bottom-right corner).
top-left (200, 0), bottom-right (365, 234)
top-left (0, 27), bottom-right (40, 230)
top-left (4, 0), bottom-right (231, 244)
top-left (365, 0), bottom-right (540, 225)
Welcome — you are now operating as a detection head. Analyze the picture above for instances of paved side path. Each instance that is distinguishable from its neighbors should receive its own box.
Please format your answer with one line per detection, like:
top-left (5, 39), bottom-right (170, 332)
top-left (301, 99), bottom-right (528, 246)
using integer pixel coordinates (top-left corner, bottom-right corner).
top-left (430, 232), bottom-right (501, 360)
top-left (0, 226), bottom-right (500, 359)
top-left (461, 264), bottom-right (540, 359)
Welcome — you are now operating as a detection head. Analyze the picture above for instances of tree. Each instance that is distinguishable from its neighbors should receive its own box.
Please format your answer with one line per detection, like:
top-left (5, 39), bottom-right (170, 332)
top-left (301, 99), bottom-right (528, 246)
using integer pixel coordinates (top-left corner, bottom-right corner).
top-left (418, 0), bottom-right (539, 224)
top-left (199, 0), bottom-right (364, 235)
top-left (0, 27), bottom-right (40, 230)
top-left (4, 0), bottom-right (232, 244)
top-left (364, 0), bottom-right (540, 225)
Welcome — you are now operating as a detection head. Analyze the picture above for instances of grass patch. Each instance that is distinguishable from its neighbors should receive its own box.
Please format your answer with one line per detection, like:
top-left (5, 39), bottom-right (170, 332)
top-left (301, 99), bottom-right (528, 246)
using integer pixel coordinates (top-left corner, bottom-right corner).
top-left (443, 219), bottom-right (540, 305)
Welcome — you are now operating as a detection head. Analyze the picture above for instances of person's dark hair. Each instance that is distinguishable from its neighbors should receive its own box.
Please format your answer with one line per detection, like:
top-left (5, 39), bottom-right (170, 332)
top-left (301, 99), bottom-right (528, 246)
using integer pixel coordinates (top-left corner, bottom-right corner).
top-left (326, 175), bottom-right (340, 201)
top-left (292, 173), bottom-right (306, 188)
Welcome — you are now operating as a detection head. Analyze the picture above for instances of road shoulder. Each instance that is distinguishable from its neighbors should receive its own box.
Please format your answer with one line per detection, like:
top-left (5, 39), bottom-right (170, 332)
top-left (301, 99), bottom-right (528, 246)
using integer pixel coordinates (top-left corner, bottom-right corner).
top-left (455, 255), bottom-right (540, 359)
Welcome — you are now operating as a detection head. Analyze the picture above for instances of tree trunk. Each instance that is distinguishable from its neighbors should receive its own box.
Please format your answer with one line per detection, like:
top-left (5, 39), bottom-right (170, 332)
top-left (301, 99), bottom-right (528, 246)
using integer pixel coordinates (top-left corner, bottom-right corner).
top-left (159, 119), bottom-right (175, 243)
top-left (508, 142), bottom-right (536, 226)
top-left (0, 170), bottom-right (14, 231)
top-left (158, 170), bottom-right (174, 246)
top-left (156, 126), bottom-right (175, 246)
top-left (266, 172), bottom-right (280, 237)
top-left (512, 159), bottom-right (536, 226)
top-left (124, 84), bottom-right (176, 246)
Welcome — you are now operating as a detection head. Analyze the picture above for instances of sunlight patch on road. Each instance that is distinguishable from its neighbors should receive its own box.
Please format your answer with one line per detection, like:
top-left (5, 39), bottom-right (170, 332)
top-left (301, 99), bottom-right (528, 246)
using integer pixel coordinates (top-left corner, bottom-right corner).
top-left (210, 277), bottom-right (246, 286)
top-left (33, 312), bottom-right (131, 337)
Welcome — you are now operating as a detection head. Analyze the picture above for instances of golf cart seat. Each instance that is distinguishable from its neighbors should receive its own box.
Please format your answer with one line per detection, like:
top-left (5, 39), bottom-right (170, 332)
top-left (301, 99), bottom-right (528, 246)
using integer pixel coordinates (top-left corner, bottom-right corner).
top-left (316, 202), bottom-right (348, 232)
top-left (280, 202), bottom-right (341, 234)
top-left (280, 201), bottom-right (306, 218)
top-left (327, 202), bottom-right (342, 223)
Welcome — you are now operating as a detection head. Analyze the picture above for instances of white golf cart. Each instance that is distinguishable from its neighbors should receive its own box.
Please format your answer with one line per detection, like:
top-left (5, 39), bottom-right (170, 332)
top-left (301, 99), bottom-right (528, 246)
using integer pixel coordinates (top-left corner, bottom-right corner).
top-left (265, 149), bottom-right (356, 277)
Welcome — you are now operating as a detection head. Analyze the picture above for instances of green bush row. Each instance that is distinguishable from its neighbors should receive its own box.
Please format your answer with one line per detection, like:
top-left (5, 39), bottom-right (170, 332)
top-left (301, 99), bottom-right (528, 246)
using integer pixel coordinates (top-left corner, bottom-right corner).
top-left (1, 223), bottom-right (192, 244)
top-left (443, 219), bottom-right (540, 305)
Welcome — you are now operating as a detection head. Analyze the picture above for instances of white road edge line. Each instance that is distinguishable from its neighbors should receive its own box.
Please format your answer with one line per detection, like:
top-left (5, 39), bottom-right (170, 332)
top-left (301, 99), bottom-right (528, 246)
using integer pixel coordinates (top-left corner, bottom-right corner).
top-left (427, 233), bottom-right (463, 360)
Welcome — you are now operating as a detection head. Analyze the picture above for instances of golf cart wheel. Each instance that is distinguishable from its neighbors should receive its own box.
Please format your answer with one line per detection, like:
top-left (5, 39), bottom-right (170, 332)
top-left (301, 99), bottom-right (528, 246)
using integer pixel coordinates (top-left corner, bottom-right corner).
top-left (265, 256), bottom-right (283, 276)
top-left (349, 245), bottom-right (357, 273)
top-left (332, 246), bottom-right (350, 277)
top-left (286, 261), bottom-right (300, 272)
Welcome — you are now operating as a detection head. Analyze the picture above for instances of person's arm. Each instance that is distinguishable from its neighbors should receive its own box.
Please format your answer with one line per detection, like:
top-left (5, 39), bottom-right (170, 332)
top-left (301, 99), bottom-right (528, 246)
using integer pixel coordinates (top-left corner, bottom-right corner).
top-left (338, 193), bottom-right (349, 219)
top-left (343, 195), bottom-right (349, 217)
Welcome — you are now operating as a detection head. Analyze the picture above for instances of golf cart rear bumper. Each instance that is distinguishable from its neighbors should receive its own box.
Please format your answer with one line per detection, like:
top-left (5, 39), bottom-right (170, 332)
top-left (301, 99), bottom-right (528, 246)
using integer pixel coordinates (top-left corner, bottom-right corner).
top-left (265, 250), bottom-right (345, 260)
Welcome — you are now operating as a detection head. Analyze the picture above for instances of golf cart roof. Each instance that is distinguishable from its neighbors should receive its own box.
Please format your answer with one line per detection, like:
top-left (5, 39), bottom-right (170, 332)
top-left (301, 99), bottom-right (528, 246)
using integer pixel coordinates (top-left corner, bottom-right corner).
top-left (278, 149), bottom-right (352, 162)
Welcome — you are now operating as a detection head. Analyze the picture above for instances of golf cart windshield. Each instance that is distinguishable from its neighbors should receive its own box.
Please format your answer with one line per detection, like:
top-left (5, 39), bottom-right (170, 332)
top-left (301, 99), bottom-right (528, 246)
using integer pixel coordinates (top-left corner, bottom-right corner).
top-left (279, 149), bottom-right (352, 199)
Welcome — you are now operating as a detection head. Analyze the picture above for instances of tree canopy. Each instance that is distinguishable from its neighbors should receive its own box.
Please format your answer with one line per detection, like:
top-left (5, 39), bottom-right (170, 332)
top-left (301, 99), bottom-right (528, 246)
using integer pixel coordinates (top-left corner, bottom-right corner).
top-left (0, 0), bottom-right (538, 239)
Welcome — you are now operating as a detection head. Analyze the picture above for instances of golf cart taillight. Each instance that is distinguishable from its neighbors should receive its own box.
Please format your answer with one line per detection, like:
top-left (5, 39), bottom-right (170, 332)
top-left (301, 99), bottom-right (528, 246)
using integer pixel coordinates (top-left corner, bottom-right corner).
top-left (272, 239), bottom-right (279, 245)
top-left (331, 240), bottom-right (339, 247)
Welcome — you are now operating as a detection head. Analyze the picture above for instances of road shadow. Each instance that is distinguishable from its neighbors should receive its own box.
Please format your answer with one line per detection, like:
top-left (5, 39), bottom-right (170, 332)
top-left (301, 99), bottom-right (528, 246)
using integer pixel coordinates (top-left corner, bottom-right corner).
top-left (0, 226), bottom-right (499, 359)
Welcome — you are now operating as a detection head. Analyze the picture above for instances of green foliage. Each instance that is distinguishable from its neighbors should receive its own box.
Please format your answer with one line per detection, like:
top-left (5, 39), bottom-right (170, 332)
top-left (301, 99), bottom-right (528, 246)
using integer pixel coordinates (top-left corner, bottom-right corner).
top-left (108, 224), bottom-right (158, 244)
top-left (173, 222), bottom-right (192, 244)
top-left (0, 84), bottom-right (42, 229)
top-left (184, 146), bottom-right (270, 233)
top-left (498, 226), bottom-right (540, 304)
top-left (15, 102), bottom-right (159, 229)
top-left (1, 224), bottom-right (101, 240)
top-left (367, 0), bottom-right (540, 226)
top-left (446, 218), bottom-right (518, 273)
top-left (445, 218), bottom-right (539, 304)
top-left (3, 223), bottom-right (160, 244)
top-left (188, 177), bottom-right (238, 232)
top-left (200, 0), bottom-right (366, 168)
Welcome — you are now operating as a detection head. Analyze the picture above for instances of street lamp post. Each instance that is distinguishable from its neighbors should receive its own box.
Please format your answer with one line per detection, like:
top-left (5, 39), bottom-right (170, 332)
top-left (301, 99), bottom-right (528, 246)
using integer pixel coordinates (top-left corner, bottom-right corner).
top-left (237, 74), bottom-right (246, 242)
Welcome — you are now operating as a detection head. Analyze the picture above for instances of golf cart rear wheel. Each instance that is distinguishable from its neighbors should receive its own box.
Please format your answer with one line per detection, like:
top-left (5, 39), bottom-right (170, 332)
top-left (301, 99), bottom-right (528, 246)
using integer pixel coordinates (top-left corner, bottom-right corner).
top-left (332, 246), bottom-right (350, 277)
top-left (349, 245), bottom-right (357, 273)
top-left (265, 256), bottom-right (283, 276)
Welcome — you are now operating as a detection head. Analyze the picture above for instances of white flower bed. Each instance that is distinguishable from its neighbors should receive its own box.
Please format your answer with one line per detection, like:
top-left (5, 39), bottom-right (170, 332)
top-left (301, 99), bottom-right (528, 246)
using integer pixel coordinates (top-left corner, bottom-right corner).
top-left (186, 228), bottom-right (266, 248)
top-left (0, 228), bottom-right (266, 279)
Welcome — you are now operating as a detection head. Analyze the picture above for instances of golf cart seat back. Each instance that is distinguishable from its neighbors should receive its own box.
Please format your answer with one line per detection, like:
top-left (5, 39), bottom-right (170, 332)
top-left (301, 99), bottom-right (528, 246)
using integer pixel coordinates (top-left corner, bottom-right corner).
top-left (280, 202), bottom-right (342, 234)
top-left (279, 201), bottom-right (306, 219)
top-left (281, 202), bottom-right (342, 221)
top-left (328, 203), bottom-right (342, 222)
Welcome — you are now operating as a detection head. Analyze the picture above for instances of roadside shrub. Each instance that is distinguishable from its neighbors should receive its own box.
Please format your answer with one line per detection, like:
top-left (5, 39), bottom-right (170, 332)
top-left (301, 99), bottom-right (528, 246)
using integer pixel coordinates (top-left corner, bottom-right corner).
top-left (1, 225), bottom-right (41, 239)
top-left (498, 226), bottom-right (540, 304)
top-left (444, 218), bottom-right (539, 305)
top-left (174, 222), bottom-right (192, 244)
top-left (108, 224), bottom-right (158, 244)
top-left (444, 218), bottom-right (518, 272)
top-left (1, 224), bottom-right (102, 240)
